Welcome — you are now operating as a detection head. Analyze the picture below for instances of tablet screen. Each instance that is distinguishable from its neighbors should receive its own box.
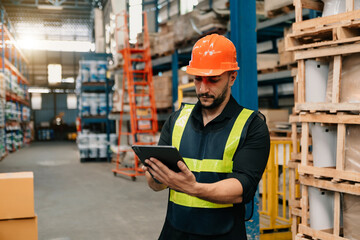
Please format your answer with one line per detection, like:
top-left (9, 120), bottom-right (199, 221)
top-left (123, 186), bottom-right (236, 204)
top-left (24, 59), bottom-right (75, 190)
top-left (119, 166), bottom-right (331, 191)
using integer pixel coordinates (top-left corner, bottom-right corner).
top-left (132, 145), bottom-right (185, 172)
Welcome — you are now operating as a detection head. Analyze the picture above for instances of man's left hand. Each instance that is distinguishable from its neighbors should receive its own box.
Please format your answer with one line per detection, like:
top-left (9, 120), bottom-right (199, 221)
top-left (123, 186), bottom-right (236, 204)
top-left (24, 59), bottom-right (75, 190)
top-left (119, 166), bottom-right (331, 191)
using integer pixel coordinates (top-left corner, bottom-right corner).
top-left (145, 158), bottom-right (198, 195)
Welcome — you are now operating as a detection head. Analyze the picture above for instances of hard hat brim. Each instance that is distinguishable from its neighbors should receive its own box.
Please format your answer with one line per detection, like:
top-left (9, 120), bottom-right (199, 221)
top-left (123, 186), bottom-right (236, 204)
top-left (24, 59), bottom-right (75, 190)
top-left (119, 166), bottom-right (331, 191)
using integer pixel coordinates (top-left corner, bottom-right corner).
top-left (186, 67), bottom-right (239, 77)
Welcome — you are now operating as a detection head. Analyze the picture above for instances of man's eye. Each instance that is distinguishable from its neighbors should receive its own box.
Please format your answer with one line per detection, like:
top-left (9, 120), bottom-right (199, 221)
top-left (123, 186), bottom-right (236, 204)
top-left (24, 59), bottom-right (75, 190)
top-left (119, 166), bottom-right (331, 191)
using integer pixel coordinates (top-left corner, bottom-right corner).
top-left (195, 78), bottom-right (202, 81)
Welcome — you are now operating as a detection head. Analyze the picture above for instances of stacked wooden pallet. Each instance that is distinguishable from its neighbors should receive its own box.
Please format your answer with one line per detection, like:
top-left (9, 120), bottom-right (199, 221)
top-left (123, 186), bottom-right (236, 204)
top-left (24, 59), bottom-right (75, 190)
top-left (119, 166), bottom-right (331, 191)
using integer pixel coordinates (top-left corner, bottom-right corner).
top-left (286, 1), bottom-right (360, 239)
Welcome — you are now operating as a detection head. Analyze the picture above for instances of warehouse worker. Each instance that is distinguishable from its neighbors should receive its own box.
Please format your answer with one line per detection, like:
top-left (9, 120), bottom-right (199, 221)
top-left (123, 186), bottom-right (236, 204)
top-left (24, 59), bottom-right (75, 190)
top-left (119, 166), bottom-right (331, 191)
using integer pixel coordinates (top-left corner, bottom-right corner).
top-left (143, 34), bottom-right (270, 240)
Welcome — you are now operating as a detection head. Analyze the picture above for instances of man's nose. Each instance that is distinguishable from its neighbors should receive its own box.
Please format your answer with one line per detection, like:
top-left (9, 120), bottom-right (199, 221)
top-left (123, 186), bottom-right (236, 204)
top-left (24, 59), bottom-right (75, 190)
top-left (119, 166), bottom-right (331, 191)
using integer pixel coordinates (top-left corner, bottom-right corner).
top-left (199, 79), bottom-right (209, 92)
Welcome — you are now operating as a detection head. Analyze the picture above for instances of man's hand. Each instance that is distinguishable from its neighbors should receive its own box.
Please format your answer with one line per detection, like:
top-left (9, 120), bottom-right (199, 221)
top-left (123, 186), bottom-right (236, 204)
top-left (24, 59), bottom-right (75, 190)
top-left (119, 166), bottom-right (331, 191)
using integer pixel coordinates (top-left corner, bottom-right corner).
top-left (145, 157), bottom-right (199, 196)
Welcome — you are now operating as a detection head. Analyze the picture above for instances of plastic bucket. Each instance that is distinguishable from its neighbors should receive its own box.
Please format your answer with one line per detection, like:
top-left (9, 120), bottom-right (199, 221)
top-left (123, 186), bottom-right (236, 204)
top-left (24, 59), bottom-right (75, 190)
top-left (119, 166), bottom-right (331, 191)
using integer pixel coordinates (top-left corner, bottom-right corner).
top-left (97, 134), bottom-right (107, 144)
top-left (88, 145), bottom-right (98, 158)
top-left (78, 145), bottom-right (89, 158)
top-left (98, 145), bottom-right (107, 158)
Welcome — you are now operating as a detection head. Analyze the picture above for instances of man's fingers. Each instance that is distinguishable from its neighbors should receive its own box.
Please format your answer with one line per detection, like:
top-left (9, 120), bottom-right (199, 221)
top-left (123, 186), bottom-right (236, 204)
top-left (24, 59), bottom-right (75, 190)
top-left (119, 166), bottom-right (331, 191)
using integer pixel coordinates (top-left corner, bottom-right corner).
top-left (178, 161), bottom-right (191, 176)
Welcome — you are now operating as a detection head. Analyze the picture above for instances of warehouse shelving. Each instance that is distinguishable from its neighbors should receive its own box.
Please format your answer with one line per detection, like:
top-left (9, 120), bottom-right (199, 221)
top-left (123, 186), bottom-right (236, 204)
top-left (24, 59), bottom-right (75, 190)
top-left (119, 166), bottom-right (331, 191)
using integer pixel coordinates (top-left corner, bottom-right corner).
top-left (0, 9), bottom-right (31, 158)
top-left (77, 53), bottom-right (114, 163)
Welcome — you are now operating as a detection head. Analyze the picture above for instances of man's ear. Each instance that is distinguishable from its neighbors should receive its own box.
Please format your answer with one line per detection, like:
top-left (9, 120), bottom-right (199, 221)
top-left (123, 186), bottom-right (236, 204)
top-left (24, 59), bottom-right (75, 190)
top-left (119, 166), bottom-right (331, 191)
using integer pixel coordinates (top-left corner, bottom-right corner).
top-left (229, 71), bottom-right (237, 87)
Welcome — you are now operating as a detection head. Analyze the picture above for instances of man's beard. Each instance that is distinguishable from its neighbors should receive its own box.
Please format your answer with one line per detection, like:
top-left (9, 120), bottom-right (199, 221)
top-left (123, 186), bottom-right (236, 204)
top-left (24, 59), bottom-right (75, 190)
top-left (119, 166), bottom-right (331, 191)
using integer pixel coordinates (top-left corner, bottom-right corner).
top-left (197, 82), bottom-right (229, 109)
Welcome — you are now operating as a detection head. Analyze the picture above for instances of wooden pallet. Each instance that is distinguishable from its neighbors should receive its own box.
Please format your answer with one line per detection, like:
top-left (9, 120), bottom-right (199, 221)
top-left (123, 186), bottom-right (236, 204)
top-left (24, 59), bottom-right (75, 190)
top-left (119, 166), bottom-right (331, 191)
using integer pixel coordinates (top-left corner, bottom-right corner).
top-left (294, 115), bottom-right (360, 239)
top-left (267, 4), bottom-right (295, 18)
top-left (257, 62), bottom-right (297, 74)
top-left (294, 54), bottom-right (360, 114)
top-left (286, 19), bottom-right (360, 51)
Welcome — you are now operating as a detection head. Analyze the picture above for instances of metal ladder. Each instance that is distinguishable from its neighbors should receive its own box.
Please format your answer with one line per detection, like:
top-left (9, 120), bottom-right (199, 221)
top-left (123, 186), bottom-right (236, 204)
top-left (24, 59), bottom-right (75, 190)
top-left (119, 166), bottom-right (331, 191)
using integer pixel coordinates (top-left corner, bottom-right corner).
top-left (112, 11), bottom-right (158, 180)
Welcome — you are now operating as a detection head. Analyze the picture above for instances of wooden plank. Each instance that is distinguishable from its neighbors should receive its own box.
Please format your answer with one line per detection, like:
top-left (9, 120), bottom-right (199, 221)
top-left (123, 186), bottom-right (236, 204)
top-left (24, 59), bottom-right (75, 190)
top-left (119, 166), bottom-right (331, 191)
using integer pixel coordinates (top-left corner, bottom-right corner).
top-left (292, 207), bottom-right (305, 217)
top-left (299, 224), bottom-right (348, 240)
top-left (295, 0), bottom-right (303, 22)
top-left (287, 35), bottom-right (360, 51)
top-left (293, 8), bottom-right (360, 31)
top-left (300, 186), bottom-right (309, 225)
top-left (333, 192), bottom-right (341, 236)
top-left (298, 165), bottom-right (360, 182)
top-left (291, 153), bottom-right (313, 162)
top-left (299, 175), bottom-right (360, 195)
top-left (301, 0), bottom-right (324, 11)
top-left (297, 60), bottom-right (305, 103)
top-left (295, 112), bottom-right (360, 124)
top-left (289, 199), bottom-right (301, 208)
top-left (332, 56), bottom-right (342, 104)
top-left (301, 123), bottom-right (309, 167)
top-left (336, 123), bottom-right (346, 171)
top-left (295, 43), bottom-right (360, 59)
top-left (295, 102), bottom-right (360, 112)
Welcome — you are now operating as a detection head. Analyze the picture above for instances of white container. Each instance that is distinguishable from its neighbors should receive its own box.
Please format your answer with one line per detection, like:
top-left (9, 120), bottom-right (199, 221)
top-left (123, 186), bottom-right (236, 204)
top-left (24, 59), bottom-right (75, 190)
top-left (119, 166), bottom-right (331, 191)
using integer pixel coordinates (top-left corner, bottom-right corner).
top-left (88, 133), bottom-right (98, 145)
top-left (98, 145), bottom-right (107, 158)
top-left (310, 123), bottom-right (337, 167)
top-left (90, 61), bottom-right (98, 82)
top-left (110, 133), bottom-right (117, 146)
top-left (305, 60), bottom-right (329, 103)
top-left (88, 145), bottom-right (98, 158)
top-left (99, 102), bottom-right (107, 115)
top-left (77, 133), bottom-right (89, 145)
top-left (97, 133), bottom-right (107, 144)
top-left (309, 187), bottom-right (335, 230)
top-left (97, 60), bottom-right (107, 82)
top-left (78, 145), bottom-right (89, 158)
top-left (90, 101), bottom-right (98, 116)
top-left (82, 101), bottom-right (91, 116)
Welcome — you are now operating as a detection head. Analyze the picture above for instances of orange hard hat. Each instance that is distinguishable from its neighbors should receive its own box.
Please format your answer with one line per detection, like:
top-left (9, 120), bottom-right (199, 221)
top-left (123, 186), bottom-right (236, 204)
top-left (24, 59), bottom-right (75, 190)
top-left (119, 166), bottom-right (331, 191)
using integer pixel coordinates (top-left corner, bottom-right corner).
top-left (186, 34), bottom-right (239, 76)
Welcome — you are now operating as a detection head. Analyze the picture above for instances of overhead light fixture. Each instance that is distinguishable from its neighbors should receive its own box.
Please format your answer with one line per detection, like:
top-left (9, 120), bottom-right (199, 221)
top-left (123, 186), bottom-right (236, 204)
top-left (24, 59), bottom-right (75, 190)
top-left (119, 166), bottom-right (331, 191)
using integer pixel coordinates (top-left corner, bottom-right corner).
top-left (37, 5), bottom-right (63, 10)
top-left (28, 87), bottom-right (51, 93)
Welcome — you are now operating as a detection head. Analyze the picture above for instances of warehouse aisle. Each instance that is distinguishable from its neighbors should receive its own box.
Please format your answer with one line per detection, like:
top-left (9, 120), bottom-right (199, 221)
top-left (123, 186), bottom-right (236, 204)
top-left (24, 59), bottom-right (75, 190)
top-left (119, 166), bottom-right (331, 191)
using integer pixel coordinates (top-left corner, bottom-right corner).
top-left (0, 142), bottom-right (168, 240)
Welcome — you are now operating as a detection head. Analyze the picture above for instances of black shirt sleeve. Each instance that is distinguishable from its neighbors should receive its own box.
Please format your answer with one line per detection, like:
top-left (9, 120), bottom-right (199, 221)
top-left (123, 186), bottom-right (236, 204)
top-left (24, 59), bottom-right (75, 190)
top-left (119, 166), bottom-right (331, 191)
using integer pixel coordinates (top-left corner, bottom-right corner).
top-left (228, 113), bottom-right (270, 203)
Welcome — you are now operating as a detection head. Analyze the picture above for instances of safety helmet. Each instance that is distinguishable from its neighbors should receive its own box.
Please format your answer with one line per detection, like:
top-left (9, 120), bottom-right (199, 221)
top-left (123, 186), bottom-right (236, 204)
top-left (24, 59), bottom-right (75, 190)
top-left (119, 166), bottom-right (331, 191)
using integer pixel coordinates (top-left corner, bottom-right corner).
top-left (186, 34), bottom-right (239, 76)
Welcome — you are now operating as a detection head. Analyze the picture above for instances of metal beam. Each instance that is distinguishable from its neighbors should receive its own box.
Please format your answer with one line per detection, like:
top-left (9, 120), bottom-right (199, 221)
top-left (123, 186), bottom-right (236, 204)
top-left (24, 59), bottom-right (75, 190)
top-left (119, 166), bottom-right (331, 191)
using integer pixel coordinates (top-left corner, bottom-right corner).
top-left (230, 2), bottom-right (259, 239)
top-left (230, 0), bottom-right (258, 110)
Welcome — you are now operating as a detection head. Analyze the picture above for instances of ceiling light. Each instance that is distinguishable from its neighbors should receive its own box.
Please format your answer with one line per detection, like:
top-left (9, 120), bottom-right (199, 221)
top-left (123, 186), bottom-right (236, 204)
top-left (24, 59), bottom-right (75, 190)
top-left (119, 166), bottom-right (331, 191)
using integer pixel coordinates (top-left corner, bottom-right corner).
top-left (37, 5), bottom-right (63, 10)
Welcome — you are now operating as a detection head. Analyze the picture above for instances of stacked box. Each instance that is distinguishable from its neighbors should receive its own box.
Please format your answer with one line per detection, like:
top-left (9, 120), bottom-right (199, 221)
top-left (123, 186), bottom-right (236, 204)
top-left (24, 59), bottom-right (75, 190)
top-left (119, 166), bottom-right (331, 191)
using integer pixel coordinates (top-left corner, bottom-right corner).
top-left (153, 74), bottom-right (172, 109)
top-left (174, 9), bottom-right (227, 45)
top-left (0, 172), bottom-right (38, 240)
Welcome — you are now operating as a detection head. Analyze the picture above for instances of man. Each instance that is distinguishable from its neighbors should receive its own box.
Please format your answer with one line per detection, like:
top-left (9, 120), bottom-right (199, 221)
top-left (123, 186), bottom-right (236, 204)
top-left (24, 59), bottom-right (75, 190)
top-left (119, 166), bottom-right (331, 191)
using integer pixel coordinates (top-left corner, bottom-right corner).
top-left (144, 34), bottom-right (270, 239)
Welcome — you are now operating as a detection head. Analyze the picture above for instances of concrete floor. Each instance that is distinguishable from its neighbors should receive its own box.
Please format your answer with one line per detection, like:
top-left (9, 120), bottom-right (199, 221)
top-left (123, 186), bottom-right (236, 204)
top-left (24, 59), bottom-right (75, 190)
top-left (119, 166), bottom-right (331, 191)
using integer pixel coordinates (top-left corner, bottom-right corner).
top-left (0, 141), bottom-right (168, 240)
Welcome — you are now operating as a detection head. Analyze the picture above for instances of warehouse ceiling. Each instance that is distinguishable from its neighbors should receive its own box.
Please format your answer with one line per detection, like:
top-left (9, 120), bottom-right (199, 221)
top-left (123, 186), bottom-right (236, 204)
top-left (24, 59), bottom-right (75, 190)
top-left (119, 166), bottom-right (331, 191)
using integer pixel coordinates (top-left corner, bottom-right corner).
top-left (1, 0), bottom-right (107, 41)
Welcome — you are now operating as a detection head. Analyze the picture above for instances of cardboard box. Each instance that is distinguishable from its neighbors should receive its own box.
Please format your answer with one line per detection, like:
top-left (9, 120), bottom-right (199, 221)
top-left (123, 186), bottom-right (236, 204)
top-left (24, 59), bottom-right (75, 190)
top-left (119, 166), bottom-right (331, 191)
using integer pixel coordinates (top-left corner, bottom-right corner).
top-left (257, 54), bottom-right (280, 70)
top-left (277, 38), bottom-right (294, 65)
top-left (0, 216), bottom-right (38, 240)
top-left (0, 172), bottom-right (35, 220)
top-left (259, 109), bottom-right (289, 129)
top-left (264, 0), bottom-right (293, 15)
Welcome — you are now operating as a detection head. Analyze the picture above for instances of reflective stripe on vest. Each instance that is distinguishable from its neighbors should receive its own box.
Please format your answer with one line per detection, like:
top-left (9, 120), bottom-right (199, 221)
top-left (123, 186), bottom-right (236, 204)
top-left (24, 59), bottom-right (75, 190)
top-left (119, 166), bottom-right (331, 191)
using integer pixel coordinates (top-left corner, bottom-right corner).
top-left (170, 106), bottom-right (254, 209)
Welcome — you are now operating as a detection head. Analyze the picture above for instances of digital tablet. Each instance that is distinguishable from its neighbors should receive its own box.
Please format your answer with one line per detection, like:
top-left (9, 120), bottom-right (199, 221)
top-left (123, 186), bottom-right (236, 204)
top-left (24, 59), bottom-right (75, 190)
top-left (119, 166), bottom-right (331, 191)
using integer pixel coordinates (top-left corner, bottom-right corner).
top-left (131, 145), bottom-right (185, 172)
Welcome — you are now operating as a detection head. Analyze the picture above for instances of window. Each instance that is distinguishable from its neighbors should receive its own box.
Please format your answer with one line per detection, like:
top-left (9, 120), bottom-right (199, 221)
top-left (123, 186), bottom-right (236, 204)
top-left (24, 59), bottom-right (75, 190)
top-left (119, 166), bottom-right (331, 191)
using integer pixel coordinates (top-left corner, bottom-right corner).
top-left (129, 0), bottom-right (143, 44)
top-left (48, 64), bottom-right (62, 85)
top-left (67, 94), bottom-right (77, 109)
top-left (31, 93), bottom-right (42, 110)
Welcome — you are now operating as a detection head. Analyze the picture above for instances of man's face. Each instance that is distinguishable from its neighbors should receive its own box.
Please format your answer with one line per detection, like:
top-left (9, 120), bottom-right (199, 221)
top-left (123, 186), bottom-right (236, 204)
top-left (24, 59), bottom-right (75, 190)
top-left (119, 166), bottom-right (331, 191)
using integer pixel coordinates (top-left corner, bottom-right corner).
top-left (194, 71), bottom-right (235, 109)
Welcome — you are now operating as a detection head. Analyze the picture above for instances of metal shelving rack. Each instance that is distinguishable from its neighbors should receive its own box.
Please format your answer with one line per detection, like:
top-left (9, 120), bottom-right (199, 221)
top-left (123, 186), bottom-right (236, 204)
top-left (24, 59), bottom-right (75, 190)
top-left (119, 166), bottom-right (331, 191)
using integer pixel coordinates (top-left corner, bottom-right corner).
top-left (0, 8), bottom-right (30, 158)
top-left (77, 53), bottom-right (114, 163)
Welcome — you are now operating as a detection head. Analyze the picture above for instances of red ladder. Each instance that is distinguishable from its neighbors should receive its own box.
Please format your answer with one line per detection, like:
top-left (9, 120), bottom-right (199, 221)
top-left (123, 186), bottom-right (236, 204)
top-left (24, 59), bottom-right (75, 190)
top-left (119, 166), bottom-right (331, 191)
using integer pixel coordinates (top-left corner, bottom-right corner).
top-left (112, 11), bottom-right (158, 180)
